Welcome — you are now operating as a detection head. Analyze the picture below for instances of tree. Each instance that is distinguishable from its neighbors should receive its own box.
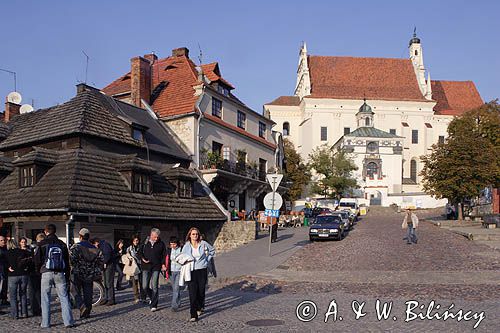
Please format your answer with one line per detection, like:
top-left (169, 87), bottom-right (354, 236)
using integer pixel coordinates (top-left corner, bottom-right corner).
top-left (282, 139), bottom-right (311, 201)
top-left (308, 144), bottom-right (358, 198)
top-left (420, 101), bottom-right (500, 219)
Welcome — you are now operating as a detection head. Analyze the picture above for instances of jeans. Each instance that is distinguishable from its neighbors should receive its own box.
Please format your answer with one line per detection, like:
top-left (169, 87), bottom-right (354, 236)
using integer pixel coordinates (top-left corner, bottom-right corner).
top-left (41, 272), bottom-right (74, 328)
top-left (141, 270), bottom-right (160, 308)
top-left (8, 275), bottom-right (28, 318)
top-left (170, 271), bottom-right (181, 310)
top-left (72, 275), bottom-right (93, 312)
top-left (115, 263), bottom-right (124, 289)
top-left (187, 268), bottom-right (207, 319)
top-left (28, 274), bottom-right (42, 316)
top-left (103, 264), bottom-right (115, 303)
top-left (406, 226), bottom-right (418, 243)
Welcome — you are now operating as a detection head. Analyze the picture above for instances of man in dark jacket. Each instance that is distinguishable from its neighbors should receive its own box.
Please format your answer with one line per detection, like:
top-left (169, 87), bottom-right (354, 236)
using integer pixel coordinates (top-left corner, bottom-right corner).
top-left (92, 238), bottom-right (116, 306)
top-left (0, 235), bottom-right (8, 308)
top-left (70, 228), bottom-right (103, 318)
top-left (139, 228), bottom-right (166, 312)
top-left (34, 224), bottom-right (75, 328)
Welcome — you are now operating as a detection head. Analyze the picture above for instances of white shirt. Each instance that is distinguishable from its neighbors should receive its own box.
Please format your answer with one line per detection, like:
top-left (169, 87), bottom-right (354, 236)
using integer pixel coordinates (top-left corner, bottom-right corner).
top-left (192, 245), bottom-right (201, 261)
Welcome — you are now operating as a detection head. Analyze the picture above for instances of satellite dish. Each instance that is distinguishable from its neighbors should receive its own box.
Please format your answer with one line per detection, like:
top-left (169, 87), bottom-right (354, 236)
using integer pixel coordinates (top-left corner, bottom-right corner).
top-left (7, 91), bottom-right (22, 104)
top-left (20, 104), bottom-right (34, 114)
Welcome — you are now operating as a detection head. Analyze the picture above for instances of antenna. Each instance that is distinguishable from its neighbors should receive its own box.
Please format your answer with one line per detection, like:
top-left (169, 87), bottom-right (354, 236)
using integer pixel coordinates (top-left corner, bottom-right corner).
top-left (0, 68), bottom-right (17, 91)
top-left (197, 43), bottom-right (203, 65)
top-left (413, 26), bottom-right (417, 37)
top-left (82, 50), bottom-right (90, 84)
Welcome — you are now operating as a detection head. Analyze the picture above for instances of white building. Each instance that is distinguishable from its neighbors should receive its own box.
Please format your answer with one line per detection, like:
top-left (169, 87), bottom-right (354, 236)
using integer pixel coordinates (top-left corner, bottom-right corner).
top-left (103, 47), bottom-right (283, 213)
top-left (264, 34), bottom-right (484, 208)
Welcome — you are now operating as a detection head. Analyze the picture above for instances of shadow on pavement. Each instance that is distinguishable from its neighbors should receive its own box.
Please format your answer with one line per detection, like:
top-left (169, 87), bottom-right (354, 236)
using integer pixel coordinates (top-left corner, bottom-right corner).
top-left (202, 280), bottom-right (281, 319)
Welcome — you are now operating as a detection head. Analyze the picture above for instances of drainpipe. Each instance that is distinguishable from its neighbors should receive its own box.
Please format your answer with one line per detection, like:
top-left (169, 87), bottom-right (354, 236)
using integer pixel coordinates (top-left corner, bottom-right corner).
top-left (194, 88), bottom-right (205, 168)
top-left (65, 214), bottom-right (75, 247)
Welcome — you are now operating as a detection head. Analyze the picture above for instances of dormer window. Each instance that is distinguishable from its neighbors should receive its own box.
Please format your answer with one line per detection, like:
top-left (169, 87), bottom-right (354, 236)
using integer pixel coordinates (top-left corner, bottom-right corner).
top-left (133, 173), bottom-right (151, 194)
top-left (132, 128), bottom-right (144, 142)
top-left (178, 180), bottom-right (193, 198)
top-left (217, 84), bottom-right (230, 96)
top-left (20, 166), bottom-right (35, 187)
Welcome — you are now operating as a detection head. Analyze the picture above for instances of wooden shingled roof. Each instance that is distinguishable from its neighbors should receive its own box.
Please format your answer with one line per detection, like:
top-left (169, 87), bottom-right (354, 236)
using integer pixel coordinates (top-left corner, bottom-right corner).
top-left (0, 148), bottom-right (226, 221)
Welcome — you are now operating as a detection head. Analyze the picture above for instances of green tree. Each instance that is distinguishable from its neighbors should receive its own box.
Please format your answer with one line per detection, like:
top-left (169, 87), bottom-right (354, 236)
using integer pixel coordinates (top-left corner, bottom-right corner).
top-left (308, 144), bottom-right (358, 198)
top-left (283, 139), bottom-right (311, 201)
top-left (420, 101), bottom-right (500, 219)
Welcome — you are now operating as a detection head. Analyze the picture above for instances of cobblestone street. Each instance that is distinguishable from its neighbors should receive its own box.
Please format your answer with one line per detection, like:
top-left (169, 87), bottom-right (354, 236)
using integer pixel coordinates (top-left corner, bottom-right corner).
top-left (1, 208), bottom-right (499, 332)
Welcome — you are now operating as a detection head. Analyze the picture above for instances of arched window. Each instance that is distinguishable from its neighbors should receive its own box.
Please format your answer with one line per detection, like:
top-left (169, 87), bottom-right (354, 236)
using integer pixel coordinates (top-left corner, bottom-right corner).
top-left (367, 162), bottom-right (378, 178)
top-left (283, 122), bottom-right (290, 136)
top-left (415, 50), bottom-right (418, 56)
top-left (410, 159), bottom-right (417, 182)
top-left (365, 117), bottom-right (370, 126)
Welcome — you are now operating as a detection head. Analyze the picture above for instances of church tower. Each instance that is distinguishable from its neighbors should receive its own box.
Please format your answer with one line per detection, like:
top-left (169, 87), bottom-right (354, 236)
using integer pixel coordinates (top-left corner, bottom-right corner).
top-left (294, 42), bottom-right (311, 99)
top-left (409, 29), bottom-right (432, 100)
top-left (356, 99), bottom-right (374, 128)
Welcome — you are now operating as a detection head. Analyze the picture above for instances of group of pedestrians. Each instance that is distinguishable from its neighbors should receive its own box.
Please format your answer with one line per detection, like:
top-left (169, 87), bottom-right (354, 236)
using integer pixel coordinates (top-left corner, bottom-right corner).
top-left (0, 224), bottom-right (216, 328)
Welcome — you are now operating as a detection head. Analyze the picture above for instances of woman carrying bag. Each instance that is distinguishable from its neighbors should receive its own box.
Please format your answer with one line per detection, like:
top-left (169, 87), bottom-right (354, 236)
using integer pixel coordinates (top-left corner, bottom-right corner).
top-left (181, 228), bottom-right (215, 322)
top-left (124, 236), bottom-right (141, 303)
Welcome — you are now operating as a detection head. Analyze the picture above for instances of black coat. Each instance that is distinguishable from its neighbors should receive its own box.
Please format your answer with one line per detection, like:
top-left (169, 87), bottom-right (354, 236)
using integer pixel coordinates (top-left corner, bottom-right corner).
top-left (140, 239), bottom-right (167, 272)
top-left (6, 248), bottom-right (32, 276)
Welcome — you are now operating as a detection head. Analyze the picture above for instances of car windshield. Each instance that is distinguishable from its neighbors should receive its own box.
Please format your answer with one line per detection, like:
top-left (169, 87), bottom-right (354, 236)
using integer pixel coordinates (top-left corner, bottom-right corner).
top-left (314, 216), bottom-right (341, 224)
top-left (340, 202), bottom-right (356, 208)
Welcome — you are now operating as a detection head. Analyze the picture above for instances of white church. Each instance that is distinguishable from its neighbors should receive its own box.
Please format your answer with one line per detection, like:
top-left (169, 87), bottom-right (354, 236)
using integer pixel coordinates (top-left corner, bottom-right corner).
top-left (264, 33), bottom-right (484, 208)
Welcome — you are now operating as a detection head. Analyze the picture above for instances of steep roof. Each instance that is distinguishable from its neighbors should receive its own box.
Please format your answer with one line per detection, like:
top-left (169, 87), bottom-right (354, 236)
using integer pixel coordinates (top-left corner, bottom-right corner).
top-left (0, 149), bottom-right (226, 221)
top-left (431, 80), bottom-right (483, 115)
top-left (0, 86), bottom-right (190, 161)
top-left (345, 127), bottom-right (403, 138)
top-left (307, 56), bottom-right (428, 102)
top-left (266, 96), bottom-right (301, 106)
top-left (200, 62), bottom-right (235, 89)
top-left (0, 122), bottom-right (9, 140)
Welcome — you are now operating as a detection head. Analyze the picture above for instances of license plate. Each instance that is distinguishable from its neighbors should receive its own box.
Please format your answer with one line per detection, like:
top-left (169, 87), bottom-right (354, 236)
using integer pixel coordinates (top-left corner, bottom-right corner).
top-left (319, 233), bottom-right (329, 237)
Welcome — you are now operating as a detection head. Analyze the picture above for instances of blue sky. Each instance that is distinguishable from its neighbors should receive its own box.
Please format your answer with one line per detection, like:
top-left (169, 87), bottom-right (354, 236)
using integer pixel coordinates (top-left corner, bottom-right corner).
top-left (0, 0), bottom-right (498, 112)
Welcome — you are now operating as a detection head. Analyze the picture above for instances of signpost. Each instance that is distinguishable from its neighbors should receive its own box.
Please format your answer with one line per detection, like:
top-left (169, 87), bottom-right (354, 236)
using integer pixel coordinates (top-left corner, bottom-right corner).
top-left (264, 173), bottom-right (283, 256)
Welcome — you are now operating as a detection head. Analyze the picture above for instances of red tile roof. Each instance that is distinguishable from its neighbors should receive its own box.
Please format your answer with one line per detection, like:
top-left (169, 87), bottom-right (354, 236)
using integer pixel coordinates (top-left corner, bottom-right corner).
top-left (102, 52), bottom-right (276, 148)
top-left (204, 113), bottom-right (276, 150)
top-left (201, 63), bottom-right (235, 89)
top-left (307, 56), bottom-right (428, 102)
top-left (266, 96), bottom-right (301, 106)
top-left (431, 80), bottom-right (483, 115)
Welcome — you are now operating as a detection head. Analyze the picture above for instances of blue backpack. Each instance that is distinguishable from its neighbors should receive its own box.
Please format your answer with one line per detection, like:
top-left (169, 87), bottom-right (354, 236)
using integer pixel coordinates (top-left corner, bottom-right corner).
top-left (45, 243), bottom-right (66, 271)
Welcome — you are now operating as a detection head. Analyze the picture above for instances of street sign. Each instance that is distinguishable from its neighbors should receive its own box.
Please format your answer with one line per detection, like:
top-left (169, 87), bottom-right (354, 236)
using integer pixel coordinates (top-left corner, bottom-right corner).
top-left (264, 209), bottom-right (280, 217)
top-left (263, 192), bottom-right (283, 210)
top-left (266, 173), bottom-right (283, 192)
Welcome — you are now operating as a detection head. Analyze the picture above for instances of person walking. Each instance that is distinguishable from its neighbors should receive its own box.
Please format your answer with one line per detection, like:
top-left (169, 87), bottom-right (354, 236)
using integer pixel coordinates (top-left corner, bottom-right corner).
top-left (402, 209), bottom-right (419, 244)
top-left (28, 233), bottom-right (45, 317)
top-left (115, 239), bottom-right (126, 291)
top-left (69, 228), bottom-right (103, 319)
top-left (167, 236), bottom-right (182, 312)
top-left (139, 228), bottom-right (166, 312)
top-left (6, 238), bottom-right (32, 319)
top-left (182, 227), bottom-right (215, 322)
top-left (95, 238), bottom-right (116, 306)
top-left (34, 224), bottom-right (75, 328)
top-left (0, 235), bottom-right (9, 308)
top-left (124, 236), bottom-right (142, 303)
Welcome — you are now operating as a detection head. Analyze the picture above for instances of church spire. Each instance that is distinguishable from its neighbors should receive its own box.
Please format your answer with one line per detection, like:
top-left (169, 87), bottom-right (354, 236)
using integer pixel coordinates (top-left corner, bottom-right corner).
top-left (294, 41), bottom-right (311, 99)
top-left (409, 28), bottom-right (432, 100)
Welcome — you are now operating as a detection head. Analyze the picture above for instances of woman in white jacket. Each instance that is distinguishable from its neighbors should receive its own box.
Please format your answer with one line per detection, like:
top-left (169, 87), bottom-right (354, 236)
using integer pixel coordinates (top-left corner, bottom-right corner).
top-left (181, 227), bottom-right (215, 322)
top-left (402, 210), bottom-right (419, 244)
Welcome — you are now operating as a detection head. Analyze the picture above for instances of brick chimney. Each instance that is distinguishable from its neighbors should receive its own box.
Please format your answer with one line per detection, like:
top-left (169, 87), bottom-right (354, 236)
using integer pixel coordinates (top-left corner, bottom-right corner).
top-left (172, 47), bottom-right (189, 58)
top-left (4, 100), bottom-right (21, 122)
top-left (143, 53), bottom-right (158, 63)
top-left (130, 56), bottom-right (152, 107)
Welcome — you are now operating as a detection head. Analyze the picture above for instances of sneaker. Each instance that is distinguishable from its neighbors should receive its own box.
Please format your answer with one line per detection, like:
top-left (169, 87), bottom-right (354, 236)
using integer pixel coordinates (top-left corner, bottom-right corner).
top-left (65, 324), bottom-right (77, 328)
top-left (189, 317), bottom-right (197, 322)
top-left (99, 300), bottom-right (107, 306)
top-left (134, 299), bottom-right (140, 304)
top-left (197, 310), bottom-right (203, 316)
top-left (107, 301), bottom-right (116, 306)
top-left (151, 307), bottom-right (157, 312)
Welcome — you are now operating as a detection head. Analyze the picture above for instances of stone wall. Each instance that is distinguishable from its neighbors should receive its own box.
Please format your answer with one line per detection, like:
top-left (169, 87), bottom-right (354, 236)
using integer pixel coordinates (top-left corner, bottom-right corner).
top-left (213, 220), bottom-right (258, 253)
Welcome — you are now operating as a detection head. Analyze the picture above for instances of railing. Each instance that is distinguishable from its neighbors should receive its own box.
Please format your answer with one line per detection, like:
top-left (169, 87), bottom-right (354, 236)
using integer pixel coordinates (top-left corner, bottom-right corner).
top-left (200, 152), bottom-right (268, 181)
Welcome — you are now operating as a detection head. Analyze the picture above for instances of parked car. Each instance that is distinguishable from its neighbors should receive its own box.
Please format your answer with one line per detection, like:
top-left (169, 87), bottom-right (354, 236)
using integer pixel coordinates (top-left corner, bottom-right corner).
top-left (332, 210), bottom-right (352, 230)
top-left (309, 215), bottom-right (345, 241)
top-left (311, 207), bottom-right (334, 219)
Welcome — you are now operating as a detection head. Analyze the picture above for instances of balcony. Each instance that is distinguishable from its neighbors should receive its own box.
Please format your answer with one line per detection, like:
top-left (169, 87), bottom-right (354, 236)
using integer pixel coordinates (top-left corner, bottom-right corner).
top-left (199, 151), bottom-right (269, 181)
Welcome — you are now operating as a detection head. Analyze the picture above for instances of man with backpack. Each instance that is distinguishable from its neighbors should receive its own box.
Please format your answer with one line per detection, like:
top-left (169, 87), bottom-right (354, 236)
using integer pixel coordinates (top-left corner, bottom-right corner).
top-left (34, 224), bottom-right (75, 328)
top-left (70, 228), bottom-right (103, 319)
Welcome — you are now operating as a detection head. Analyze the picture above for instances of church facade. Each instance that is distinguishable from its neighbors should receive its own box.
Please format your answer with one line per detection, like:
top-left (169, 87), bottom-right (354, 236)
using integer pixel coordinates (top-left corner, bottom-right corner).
top-left (264, 34), bottom-right (484, 208)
